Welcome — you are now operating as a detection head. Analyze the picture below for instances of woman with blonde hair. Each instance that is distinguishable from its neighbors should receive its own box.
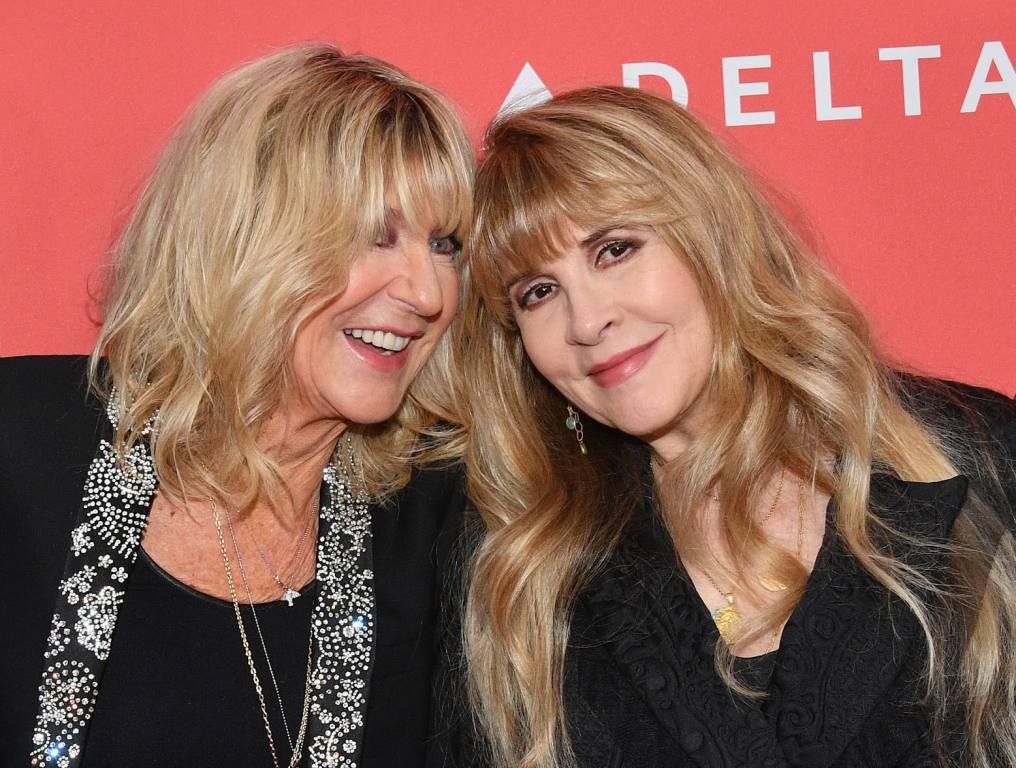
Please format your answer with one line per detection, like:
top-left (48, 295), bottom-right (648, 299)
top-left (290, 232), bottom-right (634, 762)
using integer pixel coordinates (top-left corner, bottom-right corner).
top-left (432, 87), bottom-right (1016, 768)
top-left (0, 45), bottom-right (472, 767)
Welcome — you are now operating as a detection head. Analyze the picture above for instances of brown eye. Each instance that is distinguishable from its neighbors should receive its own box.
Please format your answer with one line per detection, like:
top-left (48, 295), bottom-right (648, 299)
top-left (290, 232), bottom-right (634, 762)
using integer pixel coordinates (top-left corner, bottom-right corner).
top-left (595, 239), bottom-right (637, 266)
top-left (517, 282), bottom-right (556, 310)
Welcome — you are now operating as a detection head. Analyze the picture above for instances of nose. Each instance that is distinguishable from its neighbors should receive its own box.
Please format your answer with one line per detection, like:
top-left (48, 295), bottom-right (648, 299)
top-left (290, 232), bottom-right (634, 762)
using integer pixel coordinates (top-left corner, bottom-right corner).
top-left (565, 280), bottom-right (618, 346)
top-left (388, 240), bottom-right (447, 318)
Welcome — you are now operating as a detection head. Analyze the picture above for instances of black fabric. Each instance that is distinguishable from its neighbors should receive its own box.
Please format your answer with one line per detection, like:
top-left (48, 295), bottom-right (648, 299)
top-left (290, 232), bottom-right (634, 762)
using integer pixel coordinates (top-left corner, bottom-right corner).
top-left (83, 550), bottom-right (318, 766)
top-left (428, 378), bottom-right (1016, 768)
top-left (0, 355), bottom-right (466, 767)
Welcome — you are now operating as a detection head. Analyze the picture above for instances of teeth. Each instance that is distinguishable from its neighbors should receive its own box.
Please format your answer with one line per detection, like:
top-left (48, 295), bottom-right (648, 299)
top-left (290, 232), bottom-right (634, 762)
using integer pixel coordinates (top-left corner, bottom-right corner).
top-left (343, 328), bottom-right (411, 353)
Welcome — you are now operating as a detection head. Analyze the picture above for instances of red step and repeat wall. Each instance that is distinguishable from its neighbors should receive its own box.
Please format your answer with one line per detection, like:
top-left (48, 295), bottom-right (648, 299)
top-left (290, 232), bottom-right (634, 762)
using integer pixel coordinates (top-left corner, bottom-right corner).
top-left (2, 1), bottom-right (1014, 393)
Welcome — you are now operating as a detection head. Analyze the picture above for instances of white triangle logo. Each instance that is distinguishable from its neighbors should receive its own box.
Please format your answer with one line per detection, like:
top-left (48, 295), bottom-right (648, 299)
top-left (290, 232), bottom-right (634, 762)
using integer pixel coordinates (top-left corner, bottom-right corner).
top-left (498, 62), bottom-right (552, 116)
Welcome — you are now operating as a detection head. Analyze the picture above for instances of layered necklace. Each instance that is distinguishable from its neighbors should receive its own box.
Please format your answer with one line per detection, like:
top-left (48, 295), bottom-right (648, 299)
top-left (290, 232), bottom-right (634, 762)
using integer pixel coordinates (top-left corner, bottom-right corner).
top-left (211, 499), bottom-right (316, 768)
top-left (243, 500), bottom-right (318, 606)
top-left (700, 470), bottom-right (806, 648)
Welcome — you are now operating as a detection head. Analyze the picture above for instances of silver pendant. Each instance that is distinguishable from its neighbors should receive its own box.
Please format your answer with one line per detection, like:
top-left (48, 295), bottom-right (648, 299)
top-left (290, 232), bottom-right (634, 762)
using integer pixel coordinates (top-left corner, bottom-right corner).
top-left (281, 587), bottom-right (300, 606)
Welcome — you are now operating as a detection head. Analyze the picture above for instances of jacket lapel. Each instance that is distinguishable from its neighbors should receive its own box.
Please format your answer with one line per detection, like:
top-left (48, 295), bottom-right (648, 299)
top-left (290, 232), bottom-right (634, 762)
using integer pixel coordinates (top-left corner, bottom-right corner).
top-left (30, 417), bottom-right (157, 767)
top-left (304, 457), bottom-right (376, 768)
top-left (768, 474), bottom-right (968, 767)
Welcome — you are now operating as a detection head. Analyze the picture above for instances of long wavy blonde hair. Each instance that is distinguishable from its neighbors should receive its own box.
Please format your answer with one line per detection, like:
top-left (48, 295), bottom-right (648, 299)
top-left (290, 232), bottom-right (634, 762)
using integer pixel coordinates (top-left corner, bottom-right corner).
top-left (90, 44), bottom-right (473, 506)
top-left (456, 87), bottom-right (1015, 768)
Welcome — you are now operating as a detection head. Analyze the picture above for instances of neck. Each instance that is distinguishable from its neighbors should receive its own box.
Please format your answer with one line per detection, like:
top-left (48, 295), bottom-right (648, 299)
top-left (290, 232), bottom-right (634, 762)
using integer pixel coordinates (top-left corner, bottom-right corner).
top-left (645, 394), bottom-right (715, 462)
top-left (252, 405), bottom-right (348, 526)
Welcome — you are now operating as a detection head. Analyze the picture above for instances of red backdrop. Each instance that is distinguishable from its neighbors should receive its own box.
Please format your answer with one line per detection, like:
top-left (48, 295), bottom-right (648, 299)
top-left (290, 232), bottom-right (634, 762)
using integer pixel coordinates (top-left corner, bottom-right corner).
top-left (2, 1), bottom-right (1014, 394)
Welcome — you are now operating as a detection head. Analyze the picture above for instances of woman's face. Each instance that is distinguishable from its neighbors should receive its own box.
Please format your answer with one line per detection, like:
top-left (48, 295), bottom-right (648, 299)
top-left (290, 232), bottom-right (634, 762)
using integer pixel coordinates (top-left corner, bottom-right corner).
top-left (509, 222), bottom-right (715, 457)
top-left (287, 212), bottom-right (460, 428)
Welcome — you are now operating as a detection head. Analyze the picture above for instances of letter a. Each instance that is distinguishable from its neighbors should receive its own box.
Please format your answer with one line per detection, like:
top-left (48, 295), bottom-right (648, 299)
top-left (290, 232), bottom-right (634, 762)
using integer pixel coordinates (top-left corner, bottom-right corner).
top-left (961, 41), bottom-right (1016, 112)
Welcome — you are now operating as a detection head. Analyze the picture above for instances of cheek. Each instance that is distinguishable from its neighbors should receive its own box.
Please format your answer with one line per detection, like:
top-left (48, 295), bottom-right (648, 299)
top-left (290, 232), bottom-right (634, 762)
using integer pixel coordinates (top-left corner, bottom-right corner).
top-left (437, 270), bottom-right (461, 329)
top-left (518, 322), bottom-right (566, 387)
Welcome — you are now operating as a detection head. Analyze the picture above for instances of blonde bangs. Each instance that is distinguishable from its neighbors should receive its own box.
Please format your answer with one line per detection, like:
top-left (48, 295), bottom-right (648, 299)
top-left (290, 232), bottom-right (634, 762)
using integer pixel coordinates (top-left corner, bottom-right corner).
top-left (380, 95), bottom-right (474, 244)
top-left (470, 108), bottom-right (675, 325)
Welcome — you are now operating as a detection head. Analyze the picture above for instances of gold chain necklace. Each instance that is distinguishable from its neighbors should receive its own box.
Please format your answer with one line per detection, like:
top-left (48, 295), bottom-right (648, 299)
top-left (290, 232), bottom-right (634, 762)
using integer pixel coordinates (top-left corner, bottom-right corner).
top-left (212, 501), bottom-right (313, 768)
top-left (701, 470), bottom-right (807, 648)
top-left (757, 478), bottom-right (806, 592)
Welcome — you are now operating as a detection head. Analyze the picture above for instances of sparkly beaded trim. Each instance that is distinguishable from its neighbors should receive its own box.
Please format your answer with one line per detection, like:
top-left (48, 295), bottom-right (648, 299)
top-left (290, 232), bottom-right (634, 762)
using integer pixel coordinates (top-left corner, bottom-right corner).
top-left (31, 404), bottom-right (376, 768)
top-left (31, 435), bottom-right (156, 767)
top-left (306, 458), bottom-right (374, 768)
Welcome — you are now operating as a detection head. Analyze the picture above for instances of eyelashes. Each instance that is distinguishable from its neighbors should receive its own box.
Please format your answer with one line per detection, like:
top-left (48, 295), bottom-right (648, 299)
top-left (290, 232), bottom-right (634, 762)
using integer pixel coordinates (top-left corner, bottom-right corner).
top-left (595, 239), bottom-right (637, 266)
top-left (513, 238), bottom-right (640, 311)
top-left (429, 234), bottom-right (462, 259)
top-left (371, 231), bottom-right (463, 260)
top-left (515, 281), bottom-right (555, 309)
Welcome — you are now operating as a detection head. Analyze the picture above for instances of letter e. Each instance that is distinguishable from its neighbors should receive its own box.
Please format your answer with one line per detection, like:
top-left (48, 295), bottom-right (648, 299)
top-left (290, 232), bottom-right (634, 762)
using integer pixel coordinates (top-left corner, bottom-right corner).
top-left (722, 55), bottom-right (775, 126)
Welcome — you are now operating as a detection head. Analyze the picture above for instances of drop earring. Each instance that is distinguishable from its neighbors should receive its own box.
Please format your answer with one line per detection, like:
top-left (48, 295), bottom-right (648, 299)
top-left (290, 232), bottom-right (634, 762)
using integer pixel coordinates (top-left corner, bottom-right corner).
top-left (565, 405), bottom-right (588, 455)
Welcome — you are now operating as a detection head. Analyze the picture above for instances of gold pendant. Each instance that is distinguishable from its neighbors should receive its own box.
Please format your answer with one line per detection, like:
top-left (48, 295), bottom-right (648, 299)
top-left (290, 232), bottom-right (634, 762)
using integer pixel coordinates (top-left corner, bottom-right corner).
top-left (757, 574), bottom-right (788, 592)
top-left (711, 595), bottom-right (740, 643)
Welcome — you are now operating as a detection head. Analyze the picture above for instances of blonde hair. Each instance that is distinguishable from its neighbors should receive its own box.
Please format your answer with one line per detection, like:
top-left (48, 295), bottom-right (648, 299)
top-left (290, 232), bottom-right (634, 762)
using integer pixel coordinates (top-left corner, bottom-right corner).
top-left (90, 44), bottom-right (473, 507)
top-left (457, 87), bottom-right (1015, 768)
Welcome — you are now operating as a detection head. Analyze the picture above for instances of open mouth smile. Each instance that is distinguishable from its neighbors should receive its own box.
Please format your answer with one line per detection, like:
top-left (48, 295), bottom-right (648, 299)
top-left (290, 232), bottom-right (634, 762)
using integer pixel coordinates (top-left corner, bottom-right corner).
top-left (343, 328), bottom-right (413, 356)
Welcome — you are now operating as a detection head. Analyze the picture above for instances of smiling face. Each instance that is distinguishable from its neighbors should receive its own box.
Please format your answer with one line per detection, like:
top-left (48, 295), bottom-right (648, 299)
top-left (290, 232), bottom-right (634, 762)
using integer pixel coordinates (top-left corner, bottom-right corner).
top-left (285, 213), bottom-right (460, 429)
top-left (509, 222), bottom-right (715, 458)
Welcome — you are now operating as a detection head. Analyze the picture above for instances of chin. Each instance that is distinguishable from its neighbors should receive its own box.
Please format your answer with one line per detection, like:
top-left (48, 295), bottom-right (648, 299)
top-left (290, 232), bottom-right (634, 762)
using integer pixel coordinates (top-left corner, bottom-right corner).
top-left (321, 383), bottom-right (409, 426)
top-left (341, 401), bottom-right (405, 426)
top-left (602, 407), bottom-right (679, 442)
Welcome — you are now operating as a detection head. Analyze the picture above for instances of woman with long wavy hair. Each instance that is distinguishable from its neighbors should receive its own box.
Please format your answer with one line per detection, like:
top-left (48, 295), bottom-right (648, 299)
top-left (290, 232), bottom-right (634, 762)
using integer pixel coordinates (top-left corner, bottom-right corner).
top-left (431, 87), bottom-right (1016, 768)
top-left (1, 45), bottom-right (472, 767)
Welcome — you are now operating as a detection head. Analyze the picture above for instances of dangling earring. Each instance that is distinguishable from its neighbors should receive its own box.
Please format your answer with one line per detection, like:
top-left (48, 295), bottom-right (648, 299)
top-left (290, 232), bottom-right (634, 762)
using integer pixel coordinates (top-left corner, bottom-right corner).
top-left (565, 405), bottom-right (588, 455)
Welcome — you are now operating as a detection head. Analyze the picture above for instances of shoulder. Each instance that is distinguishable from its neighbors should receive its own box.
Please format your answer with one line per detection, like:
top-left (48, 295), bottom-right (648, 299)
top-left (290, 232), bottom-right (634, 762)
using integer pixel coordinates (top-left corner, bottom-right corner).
top-left (0, 355), bottom-right (107, 514)
top-left (396, 461), bottom-right (467, 511)
top-left (374, 461), bottom-right (468, 563)
top-left (0, 354), bottom-right (104, 439)
top-left (894, 371), bottom-right (1015, 441)
top-left (893, 371), bottom-right (1016, 526)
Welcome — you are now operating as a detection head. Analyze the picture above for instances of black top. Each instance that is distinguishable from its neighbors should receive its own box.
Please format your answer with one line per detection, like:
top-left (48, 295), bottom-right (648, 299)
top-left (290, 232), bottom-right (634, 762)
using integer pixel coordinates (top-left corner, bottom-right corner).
top-left (0, 355), bottom-right (466, 767)
top-left (429, 379), bottom-right (1016, 768)
top-left (84, 550), bottom-right (318, 766)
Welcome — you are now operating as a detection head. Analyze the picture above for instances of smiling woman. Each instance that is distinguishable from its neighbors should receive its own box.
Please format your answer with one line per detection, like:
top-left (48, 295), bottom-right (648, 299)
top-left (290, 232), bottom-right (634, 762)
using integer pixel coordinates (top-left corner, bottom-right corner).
top-left (507, 223), bottom-right (714, 455)
top-left (432, 87), bottom-right (1016, 768)
top-left (0, 44), bottom-right (473, 768)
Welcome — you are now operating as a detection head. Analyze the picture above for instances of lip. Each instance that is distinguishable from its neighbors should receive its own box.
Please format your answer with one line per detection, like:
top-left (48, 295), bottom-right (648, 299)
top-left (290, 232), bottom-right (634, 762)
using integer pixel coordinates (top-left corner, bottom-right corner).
top-left (587, 334), bottom-right (662, 387)
top-left (343, 329), bottom-right (419, 373)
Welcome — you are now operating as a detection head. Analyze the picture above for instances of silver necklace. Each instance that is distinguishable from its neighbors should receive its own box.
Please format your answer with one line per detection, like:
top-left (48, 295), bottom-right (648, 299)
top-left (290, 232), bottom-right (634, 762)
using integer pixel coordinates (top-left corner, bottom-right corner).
top-left (244, 499), bottom-right (318, 606)
top-left (212, 501), bottom-right (313, 768)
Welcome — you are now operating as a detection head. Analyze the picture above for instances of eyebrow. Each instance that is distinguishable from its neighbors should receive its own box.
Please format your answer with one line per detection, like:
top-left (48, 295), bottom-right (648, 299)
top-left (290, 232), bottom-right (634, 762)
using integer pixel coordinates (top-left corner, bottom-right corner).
top-left (579, 223), bottom-right (638, 247)
top-left (503, 270), bottom-right (535, 292)
top-left (501, 224), bottom-right (640, 290)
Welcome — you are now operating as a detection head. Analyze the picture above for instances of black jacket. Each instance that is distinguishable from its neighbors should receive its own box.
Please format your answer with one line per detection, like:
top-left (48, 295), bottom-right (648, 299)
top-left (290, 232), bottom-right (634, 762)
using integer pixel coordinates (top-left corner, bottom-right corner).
top-left (0, 355), bottom-right (465, 768)
top-left (429, 379), bottom-right (1016, 768)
